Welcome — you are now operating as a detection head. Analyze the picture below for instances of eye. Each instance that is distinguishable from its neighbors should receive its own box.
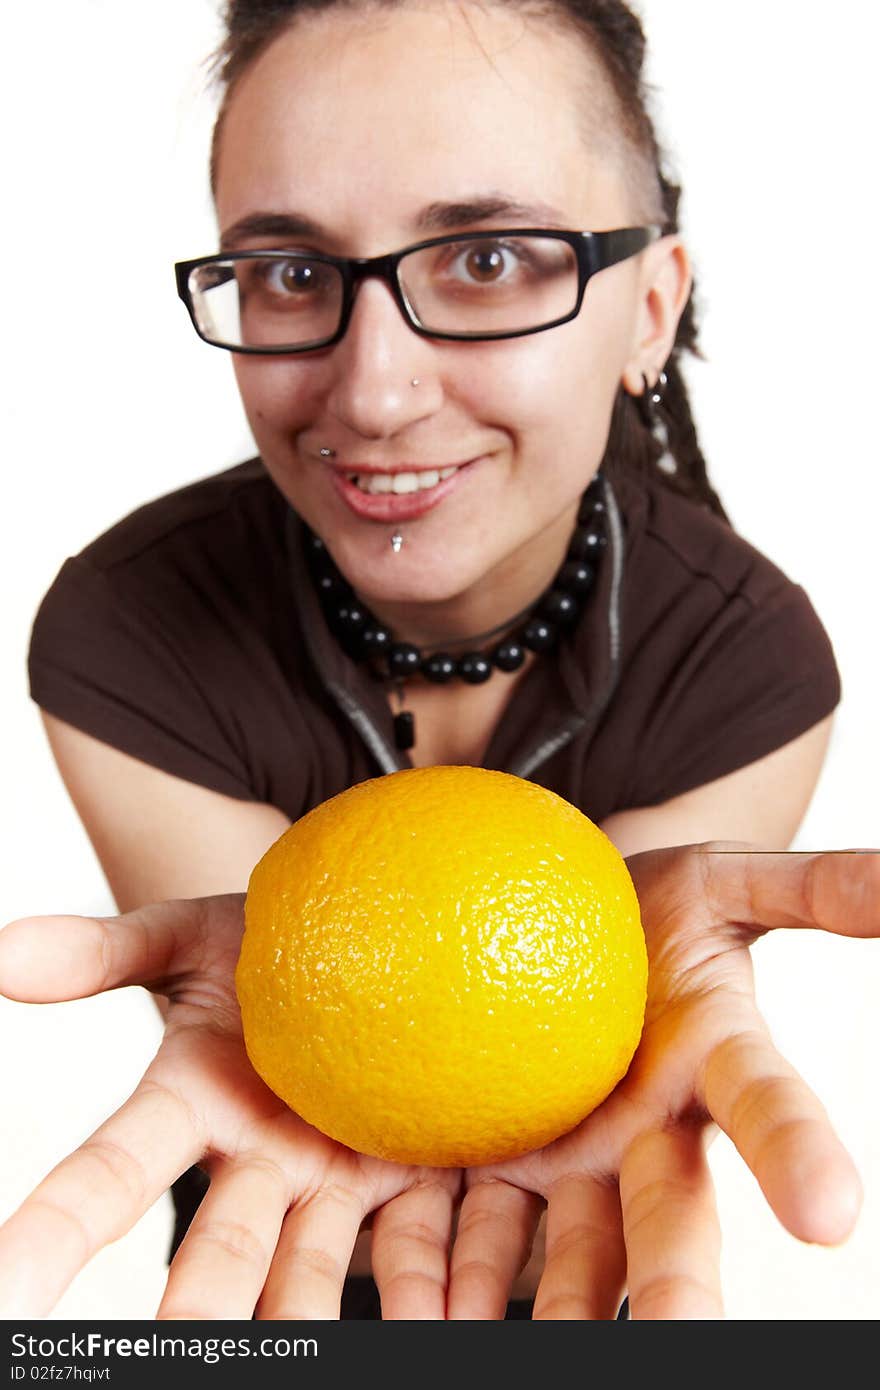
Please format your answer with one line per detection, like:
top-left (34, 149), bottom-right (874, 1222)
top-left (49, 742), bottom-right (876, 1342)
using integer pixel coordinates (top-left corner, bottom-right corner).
top-left (452, 242), bottom-right (518, 284)
top-left (262, 258), bottom-right (326, 295)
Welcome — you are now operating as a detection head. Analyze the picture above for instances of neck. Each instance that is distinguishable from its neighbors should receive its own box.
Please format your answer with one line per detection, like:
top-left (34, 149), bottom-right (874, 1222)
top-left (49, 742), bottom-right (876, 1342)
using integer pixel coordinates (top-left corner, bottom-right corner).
top-left (306, 477), bottom-right (608, 752)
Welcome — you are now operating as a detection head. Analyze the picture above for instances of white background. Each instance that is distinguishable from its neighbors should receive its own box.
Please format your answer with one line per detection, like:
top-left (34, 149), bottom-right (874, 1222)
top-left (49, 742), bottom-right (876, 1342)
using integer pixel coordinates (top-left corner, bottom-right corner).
top-left (1, 0), bottom-right (878, 1319)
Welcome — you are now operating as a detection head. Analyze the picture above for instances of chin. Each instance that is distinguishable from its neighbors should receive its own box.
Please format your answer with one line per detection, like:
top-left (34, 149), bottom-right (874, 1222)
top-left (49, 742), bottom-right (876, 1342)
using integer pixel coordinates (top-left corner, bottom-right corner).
top-left (345, 551), bottom-right (474, 608)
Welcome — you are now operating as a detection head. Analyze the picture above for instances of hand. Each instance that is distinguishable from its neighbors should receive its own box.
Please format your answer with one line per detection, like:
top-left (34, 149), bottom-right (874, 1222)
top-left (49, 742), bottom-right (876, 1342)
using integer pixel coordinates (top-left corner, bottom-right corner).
top-left (447, 845), bottom-right (878, 1320)
top-left (0, 895), bottom-right (460, 1320)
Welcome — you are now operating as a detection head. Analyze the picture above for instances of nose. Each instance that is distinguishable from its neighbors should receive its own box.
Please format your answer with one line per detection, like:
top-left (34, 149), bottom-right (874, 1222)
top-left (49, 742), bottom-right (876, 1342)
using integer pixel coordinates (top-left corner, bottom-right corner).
top-left (324, 278), bottom-right (441, 440)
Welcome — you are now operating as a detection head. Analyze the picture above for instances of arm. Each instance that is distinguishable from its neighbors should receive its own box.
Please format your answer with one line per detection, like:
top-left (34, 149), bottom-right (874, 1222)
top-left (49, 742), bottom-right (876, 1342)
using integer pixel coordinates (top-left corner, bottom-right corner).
top-left (600, 716), bottom-right (833, 857)
top-left (43, 710), bottom-right (835, 907)
top-left (4, 844), bottom-right (875, 1321)
top-left (505, 715), bottom-right (834, 1299)
top-left (31, 710), bottom-right (842, 1320)
top-left (2, 716), bottom-right (459, 1319)
top-left (40, 712), bottom-right (292, 911)
top-left (450, 842), bottom-right (874, 1320)
top-left (39, 712), bottom-right (292, 1031)
top-left (38, 712), bottom-right (413, 1286)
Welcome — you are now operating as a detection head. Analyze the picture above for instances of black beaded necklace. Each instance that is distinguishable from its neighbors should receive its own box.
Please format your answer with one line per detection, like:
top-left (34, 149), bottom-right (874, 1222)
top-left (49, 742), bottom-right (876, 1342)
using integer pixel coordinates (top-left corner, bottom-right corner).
top-left (305, 474), bottom-right (608, 751)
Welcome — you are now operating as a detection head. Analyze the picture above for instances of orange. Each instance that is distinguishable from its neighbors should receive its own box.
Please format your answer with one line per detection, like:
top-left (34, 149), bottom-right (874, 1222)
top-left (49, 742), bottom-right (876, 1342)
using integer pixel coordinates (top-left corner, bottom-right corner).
top-left (236, 765), bottom-right (647, 1166)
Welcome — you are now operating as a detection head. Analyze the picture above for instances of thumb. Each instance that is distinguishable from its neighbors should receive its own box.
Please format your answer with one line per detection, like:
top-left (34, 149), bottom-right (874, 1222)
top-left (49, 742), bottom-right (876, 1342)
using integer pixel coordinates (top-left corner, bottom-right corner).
top-left (694, 846), bottom-right (880, 937)
top-left (0, 895), bottom-right (242, 1003)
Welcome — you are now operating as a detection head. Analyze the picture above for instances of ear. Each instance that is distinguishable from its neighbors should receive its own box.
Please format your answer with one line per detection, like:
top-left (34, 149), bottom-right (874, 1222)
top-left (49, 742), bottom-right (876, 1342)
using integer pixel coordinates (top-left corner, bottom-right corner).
top-left (620, 236), bottom-right (692, 394)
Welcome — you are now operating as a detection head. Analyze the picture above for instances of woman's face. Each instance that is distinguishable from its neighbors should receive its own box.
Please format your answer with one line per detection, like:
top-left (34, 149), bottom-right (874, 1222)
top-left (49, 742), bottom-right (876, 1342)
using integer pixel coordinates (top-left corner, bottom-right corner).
top-left (214, 1), bottom-right (683, 618)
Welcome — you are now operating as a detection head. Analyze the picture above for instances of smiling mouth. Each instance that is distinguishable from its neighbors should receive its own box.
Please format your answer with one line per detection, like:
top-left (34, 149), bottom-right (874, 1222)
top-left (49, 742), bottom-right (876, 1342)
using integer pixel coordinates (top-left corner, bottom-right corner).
top-left (346, 465), bottom-right (461, 495)
top-left (327, 457), bottom-right (479, 522)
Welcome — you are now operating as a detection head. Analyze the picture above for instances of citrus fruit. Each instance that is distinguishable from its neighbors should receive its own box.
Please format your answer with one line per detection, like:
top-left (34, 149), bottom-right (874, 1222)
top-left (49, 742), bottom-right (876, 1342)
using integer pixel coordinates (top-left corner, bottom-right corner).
top-left (236, 765), bottom-right (647, 1166)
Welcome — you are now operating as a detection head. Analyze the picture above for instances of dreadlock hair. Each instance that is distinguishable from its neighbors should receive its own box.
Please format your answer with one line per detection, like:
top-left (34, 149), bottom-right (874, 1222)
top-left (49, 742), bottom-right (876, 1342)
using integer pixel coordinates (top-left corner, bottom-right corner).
top-left (209, 0), bottom-right (730, 523)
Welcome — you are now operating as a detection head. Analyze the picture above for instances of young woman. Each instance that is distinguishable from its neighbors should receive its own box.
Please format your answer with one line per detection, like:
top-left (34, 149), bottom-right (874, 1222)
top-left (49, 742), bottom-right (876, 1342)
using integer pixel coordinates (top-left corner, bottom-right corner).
top-left (1, 0), bottom-right (876, 1319)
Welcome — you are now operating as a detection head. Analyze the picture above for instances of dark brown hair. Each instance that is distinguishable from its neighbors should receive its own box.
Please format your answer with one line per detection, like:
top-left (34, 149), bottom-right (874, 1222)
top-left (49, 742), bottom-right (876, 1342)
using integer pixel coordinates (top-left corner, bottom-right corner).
top-left (211, 0), bottom-right (729, 522)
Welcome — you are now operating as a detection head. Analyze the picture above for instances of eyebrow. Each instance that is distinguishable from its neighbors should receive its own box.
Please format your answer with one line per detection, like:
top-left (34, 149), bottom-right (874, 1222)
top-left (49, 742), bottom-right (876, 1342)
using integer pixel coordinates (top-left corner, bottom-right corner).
top-left (219, 196), bottom-right (570, 249)
top-left (415, 196), bottom-right (569, 232)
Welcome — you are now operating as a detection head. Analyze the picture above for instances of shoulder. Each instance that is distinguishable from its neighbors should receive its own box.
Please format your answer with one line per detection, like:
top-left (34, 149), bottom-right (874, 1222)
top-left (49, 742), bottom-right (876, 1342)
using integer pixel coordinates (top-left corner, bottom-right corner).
top-left (38, 456), bottom-right (298, 648)
top-left (76, 457), bottom-right (287, 580)
top-left (28, 459), bottom-right (311, 810)
top-left (611, 466), bottom-right (838, 681)
top-left (610, 468), bottom-right (833, 676)
top-left (601, 468), bottom-right (840, 806)
top-left (31, 456), bottom-right (301, 670)
top-left (615, 468), bottom-right (792, 610)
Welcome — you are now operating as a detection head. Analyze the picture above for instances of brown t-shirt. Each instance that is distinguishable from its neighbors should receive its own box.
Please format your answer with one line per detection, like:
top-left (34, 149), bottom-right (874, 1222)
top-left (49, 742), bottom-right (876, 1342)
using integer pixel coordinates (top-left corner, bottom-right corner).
top-left (28, 457), bottom-right (840, 818)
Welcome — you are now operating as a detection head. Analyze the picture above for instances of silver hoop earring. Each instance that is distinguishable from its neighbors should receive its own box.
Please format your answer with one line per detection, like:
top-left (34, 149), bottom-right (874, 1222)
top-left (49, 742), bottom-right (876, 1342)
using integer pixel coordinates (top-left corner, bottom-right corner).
top-left (638, 370), bottom-right (675, 475)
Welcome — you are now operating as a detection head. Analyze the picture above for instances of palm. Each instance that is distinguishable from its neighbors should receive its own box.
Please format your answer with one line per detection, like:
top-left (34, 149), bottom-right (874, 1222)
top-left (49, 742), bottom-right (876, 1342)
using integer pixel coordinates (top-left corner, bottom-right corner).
top-left (0, 894), bottom-right (459, 1319)
top-left (450, 845), bottom-right (874, 1320)
top-left (503, 847), bottom-right (761, 1171)
top-left (1, 847), bottom-right (875, 1321)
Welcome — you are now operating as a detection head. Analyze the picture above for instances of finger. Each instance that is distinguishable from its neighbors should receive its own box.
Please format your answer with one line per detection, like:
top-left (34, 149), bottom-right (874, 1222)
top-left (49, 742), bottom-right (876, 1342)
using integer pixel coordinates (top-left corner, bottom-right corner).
top-left (256, 1182), bottom-right (364, 1318)
top-left (619, 1127), bottom-right (722, 1320)
top-left (447, 1181), bottom-right (543, 1319)
top-left (0, 896), bottom-right (242, 1002)
top-left (696, 847), bottom-right (880, 939)
top-left (0, 1078), bottom-right (203, 1317)
top-left (533, 1174), bottom-right (625, 1320)
top-left (371, 1182), bottom-right (457, 1320)
top-left (703, 1028), bottom-right (862, 1245)
top-left (158, 1156), bottom-right (289, 1320)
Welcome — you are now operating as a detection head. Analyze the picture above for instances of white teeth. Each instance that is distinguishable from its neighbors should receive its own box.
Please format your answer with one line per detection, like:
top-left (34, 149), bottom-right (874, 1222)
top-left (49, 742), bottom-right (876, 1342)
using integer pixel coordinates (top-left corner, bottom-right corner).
top-left (350, 465), bottom-right (460, 495)
top-left (392, 472), bottom-right (419, 494)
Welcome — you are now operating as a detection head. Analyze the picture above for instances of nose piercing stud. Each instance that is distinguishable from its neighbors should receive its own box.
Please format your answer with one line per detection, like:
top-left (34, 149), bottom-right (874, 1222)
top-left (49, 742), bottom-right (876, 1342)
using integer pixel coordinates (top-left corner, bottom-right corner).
top-left (319, 447), bottom-right (336, 458)
top-left (391, 533), bottom-right (404, 553)
top-left (410, 378), bottom-right (420, 387)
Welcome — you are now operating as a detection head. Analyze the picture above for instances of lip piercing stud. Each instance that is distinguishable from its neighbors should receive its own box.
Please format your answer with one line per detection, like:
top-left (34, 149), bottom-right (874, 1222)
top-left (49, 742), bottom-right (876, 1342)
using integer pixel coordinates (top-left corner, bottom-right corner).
top-left (319, 447), bottom-right (336, 458)
top-left (390, 533), bottom-right (404, 553)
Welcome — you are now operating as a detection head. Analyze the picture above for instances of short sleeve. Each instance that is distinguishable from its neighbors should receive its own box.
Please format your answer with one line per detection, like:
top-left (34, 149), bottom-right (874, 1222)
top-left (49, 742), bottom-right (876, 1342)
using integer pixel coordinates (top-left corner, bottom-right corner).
top-left (28, 553), bottom-right (260, 802)
top-left (623, 580), bottom-right (841, 807)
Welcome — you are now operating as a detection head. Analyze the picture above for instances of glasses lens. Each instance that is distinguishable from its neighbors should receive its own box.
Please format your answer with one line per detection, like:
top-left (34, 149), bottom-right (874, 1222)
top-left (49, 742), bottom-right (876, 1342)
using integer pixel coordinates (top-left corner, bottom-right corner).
top-left (187, 255), bottom-right (345, 350)
top-left (398, 235), bottom-right (579, 336)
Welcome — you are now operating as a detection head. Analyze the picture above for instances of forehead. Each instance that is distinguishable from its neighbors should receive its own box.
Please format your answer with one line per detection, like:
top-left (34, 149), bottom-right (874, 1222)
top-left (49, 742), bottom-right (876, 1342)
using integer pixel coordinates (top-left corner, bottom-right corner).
top-left (215, 1), bottom-right (633, 245)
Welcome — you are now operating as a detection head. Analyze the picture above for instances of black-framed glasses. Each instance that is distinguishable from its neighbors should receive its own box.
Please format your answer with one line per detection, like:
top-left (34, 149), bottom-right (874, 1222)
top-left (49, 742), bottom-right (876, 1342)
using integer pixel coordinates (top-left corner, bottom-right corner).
top-left (174, 226), bottom-right (662, 354)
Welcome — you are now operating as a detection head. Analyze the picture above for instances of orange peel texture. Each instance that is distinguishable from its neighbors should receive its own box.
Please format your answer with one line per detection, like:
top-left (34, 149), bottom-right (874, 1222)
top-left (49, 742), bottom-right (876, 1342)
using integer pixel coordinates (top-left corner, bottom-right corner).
top-left (236, 765), bottom-right (647, 1166)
